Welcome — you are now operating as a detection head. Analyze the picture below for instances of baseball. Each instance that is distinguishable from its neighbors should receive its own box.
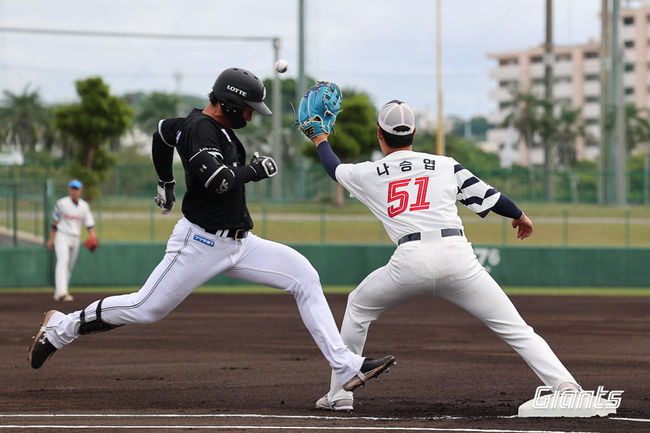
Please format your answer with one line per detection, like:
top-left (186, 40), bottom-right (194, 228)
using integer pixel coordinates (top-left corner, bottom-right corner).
top-left (275, 59), bottom-right (289, 73)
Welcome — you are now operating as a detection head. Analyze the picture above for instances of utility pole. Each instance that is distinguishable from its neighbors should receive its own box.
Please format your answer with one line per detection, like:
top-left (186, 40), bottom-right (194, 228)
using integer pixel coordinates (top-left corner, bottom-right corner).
top-left (296, 0), bottom-right (306, 106)
top-left (543, 0), bottom-right (554, 202)
top-left (271, 38), bottom-right (282, 201)
top-left (599, 0), bottom-right (610, 204)
top-left (435, 0), bottom-right (445, 155)
top-left (611, 0), bottom-right (627, 204)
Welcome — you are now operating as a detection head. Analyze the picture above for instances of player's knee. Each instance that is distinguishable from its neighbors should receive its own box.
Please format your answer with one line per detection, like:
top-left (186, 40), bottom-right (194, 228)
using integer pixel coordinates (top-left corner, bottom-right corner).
top-left (138, 309), bottom-right (167, 324)
top-left (302, 266), bottom-right (322, 288)
top-left (289, 265), bottom-right (322, 298)
top-left (137, 303), bottom-right (174, 324)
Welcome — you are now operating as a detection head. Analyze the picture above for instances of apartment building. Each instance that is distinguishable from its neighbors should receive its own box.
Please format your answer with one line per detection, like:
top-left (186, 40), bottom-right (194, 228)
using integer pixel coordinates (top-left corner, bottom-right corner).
top-left (486, 0), bottom-right (650, 167)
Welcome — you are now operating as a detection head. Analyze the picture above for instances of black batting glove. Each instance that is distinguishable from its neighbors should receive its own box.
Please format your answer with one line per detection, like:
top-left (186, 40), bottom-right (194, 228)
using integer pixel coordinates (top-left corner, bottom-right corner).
top-left (248, 152), bottom-right (278, 181)
top-left (154, 179), bottom-right (176, 214)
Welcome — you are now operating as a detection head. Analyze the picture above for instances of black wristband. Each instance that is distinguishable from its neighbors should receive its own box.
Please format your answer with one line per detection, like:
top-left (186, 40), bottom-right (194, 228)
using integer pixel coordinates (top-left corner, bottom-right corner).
top-left (51, 223), bottom-right (58, 231)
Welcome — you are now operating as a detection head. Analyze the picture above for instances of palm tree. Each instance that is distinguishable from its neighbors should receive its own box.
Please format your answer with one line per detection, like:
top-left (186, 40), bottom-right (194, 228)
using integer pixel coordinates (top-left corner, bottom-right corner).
top-left (502, 88), bottom-right (542, 165)
top-left (0, 86), bottom-right (51, 153)
top-left (552, 105), bottom-right (589, 169)
top-left (624, 104), bottom-right (650, 154)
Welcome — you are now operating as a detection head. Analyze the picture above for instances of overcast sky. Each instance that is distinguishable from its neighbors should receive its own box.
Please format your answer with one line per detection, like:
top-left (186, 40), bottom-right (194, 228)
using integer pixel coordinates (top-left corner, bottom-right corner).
top-left (0, 0), bottom-right (601, 119)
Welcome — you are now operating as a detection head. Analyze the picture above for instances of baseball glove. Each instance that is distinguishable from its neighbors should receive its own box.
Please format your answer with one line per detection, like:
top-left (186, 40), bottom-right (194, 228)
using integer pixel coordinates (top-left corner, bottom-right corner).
top-left (295, 81), bottom-right (342, 139)
top-left (84, 235), bottom-right (99, 252)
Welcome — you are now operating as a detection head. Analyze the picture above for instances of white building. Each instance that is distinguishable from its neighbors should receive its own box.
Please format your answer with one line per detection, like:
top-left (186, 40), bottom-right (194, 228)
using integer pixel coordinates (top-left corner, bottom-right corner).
top-left (486, 0), bottom-right (650, 166)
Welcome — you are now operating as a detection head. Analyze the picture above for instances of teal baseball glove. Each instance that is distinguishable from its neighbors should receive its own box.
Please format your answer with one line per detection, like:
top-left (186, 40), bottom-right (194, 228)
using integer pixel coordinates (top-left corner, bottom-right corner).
top-left (295, 81), bottom-right (342, 139)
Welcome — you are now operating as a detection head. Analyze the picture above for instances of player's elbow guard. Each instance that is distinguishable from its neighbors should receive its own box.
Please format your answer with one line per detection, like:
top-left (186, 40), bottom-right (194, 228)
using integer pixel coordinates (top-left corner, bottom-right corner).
top-left (190, 150), bottom-right (237, 194)
top-left (205, 166), bottom-right (236, 194)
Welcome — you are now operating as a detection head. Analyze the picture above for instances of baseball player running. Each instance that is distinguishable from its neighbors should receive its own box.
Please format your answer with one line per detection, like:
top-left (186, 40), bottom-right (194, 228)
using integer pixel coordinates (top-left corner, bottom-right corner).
top-left (306, 99), bottom-right (580, 411)
top-left (46, 179), bottom-right (97, 302)
top-left (29, 67), bottom-right (395, 396)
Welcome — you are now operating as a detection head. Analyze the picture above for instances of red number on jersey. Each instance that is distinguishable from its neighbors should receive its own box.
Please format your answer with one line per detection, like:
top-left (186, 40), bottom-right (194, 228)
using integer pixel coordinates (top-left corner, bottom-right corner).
top-left (387, 177), bottom-right (430, 218)
top-left (387, 179), bottom-right (410, 218)
top-left (410, 177), bottom-right (431, 211)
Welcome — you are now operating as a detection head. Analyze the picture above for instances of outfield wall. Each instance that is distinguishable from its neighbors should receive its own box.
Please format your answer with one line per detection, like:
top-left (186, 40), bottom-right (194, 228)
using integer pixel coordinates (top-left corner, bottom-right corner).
top-left (0, 243), bottom-right (648, 288)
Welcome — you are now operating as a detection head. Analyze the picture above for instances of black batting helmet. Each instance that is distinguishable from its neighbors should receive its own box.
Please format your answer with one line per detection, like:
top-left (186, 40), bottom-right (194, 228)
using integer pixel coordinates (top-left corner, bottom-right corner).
top-left (212, 67), bottom-right (271, 116)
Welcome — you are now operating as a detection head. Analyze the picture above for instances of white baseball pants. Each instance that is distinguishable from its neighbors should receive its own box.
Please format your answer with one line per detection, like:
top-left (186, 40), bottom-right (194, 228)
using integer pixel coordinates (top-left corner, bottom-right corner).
top-left (45, 217), bottom-right (363, 384)
top-left (53, 231), bottom-right (80, 300)
top-left (326, 236), bottom-right (577, 404)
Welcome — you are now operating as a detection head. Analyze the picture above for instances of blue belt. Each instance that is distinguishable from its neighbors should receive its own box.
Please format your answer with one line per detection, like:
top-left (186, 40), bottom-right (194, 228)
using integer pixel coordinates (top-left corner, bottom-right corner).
top-left (397, 229), bottom-right (463, 245)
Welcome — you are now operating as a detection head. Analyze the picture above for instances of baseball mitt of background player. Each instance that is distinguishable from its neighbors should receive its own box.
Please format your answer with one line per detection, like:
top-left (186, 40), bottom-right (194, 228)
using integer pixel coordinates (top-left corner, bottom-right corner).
top-left (84, 235), bottom-right (99, 252)
top-left (295, 81), bottom-right (342, 139)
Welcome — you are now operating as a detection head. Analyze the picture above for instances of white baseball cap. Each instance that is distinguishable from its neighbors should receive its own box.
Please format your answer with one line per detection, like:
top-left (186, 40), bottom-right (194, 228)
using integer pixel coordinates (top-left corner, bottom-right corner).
top-left (377, 100), bottom-right (415, 136)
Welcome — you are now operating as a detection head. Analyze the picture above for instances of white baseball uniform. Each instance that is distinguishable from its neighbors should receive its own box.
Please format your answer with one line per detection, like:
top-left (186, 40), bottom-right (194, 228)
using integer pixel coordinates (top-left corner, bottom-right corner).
top-left (324, 150), bottom-right (577, 404)
top-left (51, 196), bottom-right (95, 300)
top-left (44, 217), bottom-right (363, 383)
top-left (41, 107), bottom-right (368, 386)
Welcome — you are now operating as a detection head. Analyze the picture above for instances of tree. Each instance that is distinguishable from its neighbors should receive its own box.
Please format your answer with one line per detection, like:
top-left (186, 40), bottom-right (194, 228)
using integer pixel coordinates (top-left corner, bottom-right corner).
top-left (549, 105), bottom-right (589, 169)
top-left (502, 88), bottom-right (542, 165)
top-left (301, 90), bottom-right (378, 206)
top-left (132, 92), bottom-right (181, 134)
top-left (413, 130), bottom-right (500, 174)
top-left (450, 115), bottom-right (493, 140)
top-left (624, 103), bottom-right (650, 154)
top-left (0, 85), bottom-right (51, 153)
top-left (54, 77), bottom-right (133, 200)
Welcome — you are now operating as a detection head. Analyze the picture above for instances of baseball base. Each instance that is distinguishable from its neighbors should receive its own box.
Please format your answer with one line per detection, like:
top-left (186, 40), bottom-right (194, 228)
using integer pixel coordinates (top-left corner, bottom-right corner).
top-left (518, 397), bottom-right (616, 418)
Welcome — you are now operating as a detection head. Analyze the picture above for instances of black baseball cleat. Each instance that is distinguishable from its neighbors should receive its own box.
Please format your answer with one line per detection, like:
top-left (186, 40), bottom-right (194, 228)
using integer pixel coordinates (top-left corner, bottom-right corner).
top-left (343, 355), bottom-right (396, 392)
top-left (28, 310), bottom-right (59, 369)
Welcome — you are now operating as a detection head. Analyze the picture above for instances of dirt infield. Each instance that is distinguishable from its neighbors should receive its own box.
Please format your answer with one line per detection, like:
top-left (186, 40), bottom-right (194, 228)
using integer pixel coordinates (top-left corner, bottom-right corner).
top-left (1, 292), bottom-right (648, 432)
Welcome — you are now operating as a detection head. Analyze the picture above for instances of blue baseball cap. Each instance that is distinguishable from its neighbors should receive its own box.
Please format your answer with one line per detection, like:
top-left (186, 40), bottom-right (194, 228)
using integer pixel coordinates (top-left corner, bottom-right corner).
top-left (69, 179), bottom-right (82, 189)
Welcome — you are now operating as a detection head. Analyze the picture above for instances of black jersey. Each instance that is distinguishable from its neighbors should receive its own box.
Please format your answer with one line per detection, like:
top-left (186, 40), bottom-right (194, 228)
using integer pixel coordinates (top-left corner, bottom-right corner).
top-left (158, 109), bottom-right (253, 232)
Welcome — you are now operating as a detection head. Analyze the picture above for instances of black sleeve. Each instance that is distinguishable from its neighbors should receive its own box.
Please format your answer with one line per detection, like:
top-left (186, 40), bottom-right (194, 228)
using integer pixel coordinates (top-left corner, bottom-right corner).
top-left (187, 120), bottom-right (256, 193)
top-left (316, 140), bottom-right (341, 181)
top-left (152, 131), bottom-right (174, 182)
top-left (491, 193), bottom-right (523, 219)
top-left (158, 117), bottom-right (184, 146)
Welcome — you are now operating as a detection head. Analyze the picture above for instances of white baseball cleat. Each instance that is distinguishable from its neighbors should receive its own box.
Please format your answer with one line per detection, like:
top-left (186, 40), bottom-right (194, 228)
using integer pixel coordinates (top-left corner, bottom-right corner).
top-left (54, 294), bottom-right (74, 302)
top-left (315, 394), bottom-right (353, 411)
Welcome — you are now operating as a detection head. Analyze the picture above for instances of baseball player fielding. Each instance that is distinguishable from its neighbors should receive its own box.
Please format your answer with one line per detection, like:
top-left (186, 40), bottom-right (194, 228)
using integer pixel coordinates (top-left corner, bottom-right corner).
top-left (301, 95), bottom-right (586, 413)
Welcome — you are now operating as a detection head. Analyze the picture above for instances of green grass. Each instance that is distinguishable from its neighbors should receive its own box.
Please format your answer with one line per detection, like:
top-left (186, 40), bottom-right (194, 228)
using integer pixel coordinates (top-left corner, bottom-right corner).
top-left (93, 198), bottom-right (650, 217)
top-left (2, 285), bottom-right (650, 296)
top-left (3, 198), bottom-right (650, 246)
top-left (92, 214), bottom-right (650, 246)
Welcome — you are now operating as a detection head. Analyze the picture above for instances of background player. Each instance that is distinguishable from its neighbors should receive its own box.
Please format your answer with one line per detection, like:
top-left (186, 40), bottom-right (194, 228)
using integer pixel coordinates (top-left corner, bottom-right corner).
top-left (307, 99), bottom-right (580, 411)
top-left (29, 67), bottom-right (394, 396)
top-left (46, 179), bottom-right (97, 302)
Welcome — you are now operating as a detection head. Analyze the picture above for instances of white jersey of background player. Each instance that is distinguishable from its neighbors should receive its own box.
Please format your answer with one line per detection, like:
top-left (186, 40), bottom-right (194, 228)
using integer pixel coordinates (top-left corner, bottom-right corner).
top-left (46, 179), bottom-right (96, 302)
top-left (308, 100), bottom-right (580, 411)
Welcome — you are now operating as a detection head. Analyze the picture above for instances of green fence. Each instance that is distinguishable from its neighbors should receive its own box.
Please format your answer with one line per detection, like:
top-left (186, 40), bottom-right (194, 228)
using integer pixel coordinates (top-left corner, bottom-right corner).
top-left (0, 181), bottom-right (51, 246)
top-left (1, 243), bottom-right (649, 288)
top-left (1, 162), bottom-right (650, 204)
top-left (2, 183), bottom-right (650, 247)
